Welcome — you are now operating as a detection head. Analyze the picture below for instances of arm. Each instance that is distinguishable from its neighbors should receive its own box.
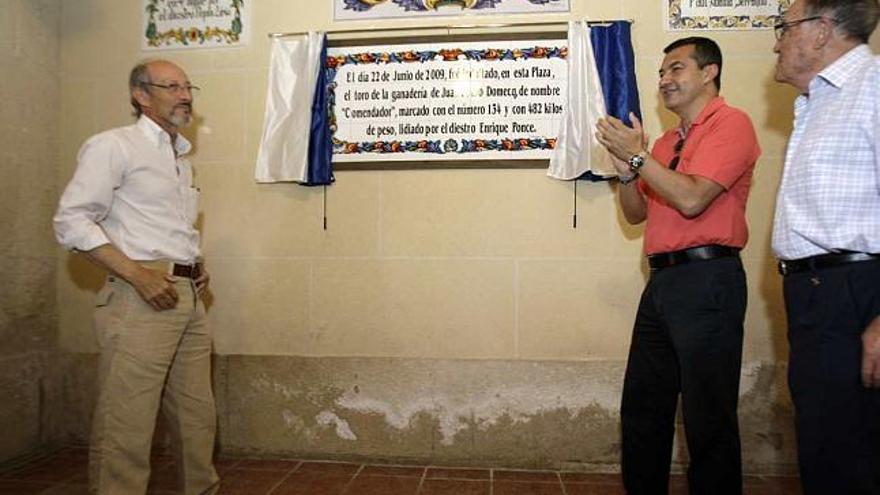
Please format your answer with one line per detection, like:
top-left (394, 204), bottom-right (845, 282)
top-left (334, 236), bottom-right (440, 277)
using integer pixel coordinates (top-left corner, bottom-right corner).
top-left (84, 244), bottom-right (180, 311)
top-left (596, 113), bottom-right (725, 218)
top-left (616, 167), bottom-right (647, 224)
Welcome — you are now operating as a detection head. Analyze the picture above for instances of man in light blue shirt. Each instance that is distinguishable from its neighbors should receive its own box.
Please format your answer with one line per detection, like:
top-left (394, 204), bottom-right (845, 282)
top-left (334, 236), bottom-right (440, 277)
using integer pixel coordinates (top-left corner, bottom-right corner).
top-left (772, 0), bottom-right (880, 493)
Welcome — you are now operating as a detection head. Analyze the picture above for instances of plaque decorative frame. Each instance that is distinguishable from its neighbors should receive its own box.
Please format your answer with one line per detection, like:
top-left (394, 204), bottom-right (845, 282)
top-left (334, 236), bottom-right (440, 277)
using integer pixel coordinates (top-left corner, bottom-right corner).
top-left (326, 39), bottom-right (568, 163)
top-left (666, 0), bottom-right (790, 31)
top-left (143, 0), bottom-right (248, 50)
top-left (335, 0), bottom-right (569, 22)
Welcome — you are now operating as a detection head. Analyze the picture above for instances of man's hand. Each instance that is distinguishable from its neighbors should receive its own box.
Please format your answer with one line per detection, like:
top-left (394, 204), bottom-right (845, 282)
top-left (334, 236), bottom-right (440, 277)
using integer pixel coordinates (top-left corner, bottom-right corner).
top-left (130, 266), bottom-right (179, 311)
top-left (194, 265), bottom-right (210, 297)
top-left (596, 112), bottom-right (647, 166)
top-left (862, 316), bottom-right (880, 388)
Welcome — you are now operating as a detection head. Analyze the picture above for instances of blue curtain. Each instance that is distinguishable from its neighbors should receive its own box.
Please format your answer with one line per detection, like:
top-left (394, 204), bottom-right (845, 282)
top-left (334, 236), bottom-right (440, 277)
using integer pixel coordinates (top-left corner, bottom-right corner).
top-left (591, 21), bottom-right (641, 126)
top-left (577, 20), bottom-right (640, 181)
top-left (305, 34), bottom-right (334, 186)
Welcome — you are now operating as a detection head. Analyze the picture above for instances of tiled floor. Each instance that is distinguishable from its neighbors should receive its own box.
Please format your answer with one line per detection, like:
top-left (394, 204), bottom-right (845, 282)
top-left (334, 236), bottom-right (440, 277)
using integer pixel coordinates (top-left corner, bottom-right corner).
top-left (0, 447), bottom-right (802, 495)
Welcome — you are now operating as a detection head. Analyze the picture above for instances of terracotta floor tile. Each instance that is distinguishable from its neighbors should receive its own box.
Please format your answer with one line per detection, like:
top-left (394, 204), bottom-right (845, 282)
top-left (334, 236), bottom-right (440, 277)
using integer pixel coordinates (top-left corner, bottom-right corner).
top-left (296, 461), bottom-right (361, 476)
top-left (425, 467), bottom-right (490, 480)
top-left (418, 478), bottom-right (490, 495)
top-left (65, 471), bottom-right (88, 485)
top-left (0, 452), bottom-right (806, 495)
top-left (1, 456), bottom-right (86, 483)
top-left (493, 480), bottom-right (565, 495)
top-left (215, 467), bottom-right (289, 495)
top-left (494, 469), bottom-right (560, 482)
top-left (150, 453), bottom-right (175, 470)
top-left (54, 447), bottom-right (89, 460)
top-left (148, 462), bottom-right (186, 493)
top-left (564, 482), bottom-right (626, 495)
top-left (214, 457), bottom-right (242, 473)
top-left (38, 483), bottom-right (91, 495)
top-left (0, 480), bottom-right (54, 495)
top-left (668, 476), bottom-right (689, 495)
top-left (360, 464), bottom-right (425, 477)
top-left (744, 476), bottom-right (802, 495)
top-left (559, 472), bottom-right (621, 484)
top-left (270, 472), bottom-right (352, 495)
top-left (235, 458), bottom-right (300, 472)
top-left (342, 475), bottom-right (421, 495)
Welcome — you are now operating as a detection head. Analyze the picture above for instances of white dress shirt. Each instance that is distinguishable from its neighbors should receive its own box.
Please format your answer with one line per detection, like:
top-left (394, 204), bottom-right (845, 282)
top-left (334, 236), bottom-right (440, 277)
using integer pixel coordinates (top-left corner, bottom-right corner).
top-left (772, 45), bottom-right (880, 260)
top-left (54, 116), bottom-right (202, 264)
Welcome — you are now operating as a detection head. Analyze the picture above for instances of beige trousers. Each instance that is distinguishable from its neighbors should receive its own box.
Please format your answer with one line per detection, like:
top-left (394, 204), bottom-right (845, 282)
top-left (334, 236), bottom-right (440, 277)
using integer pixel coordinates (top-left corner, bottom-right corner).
top-left (89, 271), bottom-right (219, 495)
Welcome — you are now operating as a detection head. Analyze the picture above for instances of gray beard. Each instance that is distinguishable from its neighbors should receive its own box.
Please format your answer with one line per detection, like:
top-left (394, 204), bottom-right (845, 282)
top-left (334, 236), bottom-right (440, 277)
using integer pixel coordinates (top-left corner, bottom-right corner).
top-left (169, 112), bottom-right (192, 128)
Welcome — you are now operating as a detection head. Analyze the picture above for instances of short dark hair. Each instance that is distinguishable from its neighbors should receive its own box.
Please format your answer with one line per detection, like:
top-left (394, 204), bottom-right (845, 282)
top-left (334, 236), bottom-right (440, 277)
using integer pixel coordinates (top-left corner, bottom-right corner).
top-left (128, 60), bottom-right (154, 117)
top-left (663, 37), bottom-right (723, 91)
top-left (803, 0), bottom-right (880, 43)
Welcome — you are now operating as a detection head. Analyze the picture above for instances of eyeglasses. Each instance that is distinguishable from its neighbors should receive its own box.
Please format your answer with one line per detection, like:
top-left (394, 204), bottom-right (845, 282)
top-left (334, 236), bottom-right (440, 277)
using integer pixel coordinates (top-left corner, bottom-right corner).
top-left (144, 82), bottom-right (201, 94)
top-left (773, 15), bottom-right (825, 40)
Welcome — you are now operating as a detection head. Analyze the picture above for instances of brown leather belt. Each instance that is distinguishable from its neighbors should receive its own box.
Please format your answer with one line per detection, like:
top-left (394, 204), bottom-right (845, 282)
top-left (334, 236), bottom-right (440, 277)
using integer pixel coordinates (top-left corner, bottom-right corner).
top-left (777, 252), bottom-right (880, 276)
top-left (172, 263), bottom-right (201, 279)
top-left (648, 244), bottom-right (740, 271)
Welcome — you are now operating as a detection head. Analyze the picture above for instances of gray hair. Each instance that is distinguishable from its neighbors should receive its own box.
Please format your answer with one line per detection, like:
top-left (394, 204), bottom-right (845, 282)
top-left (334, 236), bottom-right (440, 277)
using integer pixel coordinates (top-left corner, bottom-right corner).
top-left (128, 59), bottom-right (159, 117)
top-left (804, 0), bottom-right (880, 43)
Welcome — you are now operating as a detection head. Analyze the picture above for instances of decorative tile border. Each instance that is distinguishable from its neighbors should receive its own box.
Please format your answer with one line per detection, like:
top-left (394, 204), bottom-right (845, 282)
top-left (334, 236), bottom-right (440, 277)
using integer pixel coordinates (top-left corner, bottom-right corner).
top-left (143, 0), bottom-right (248, 50)
top-left (666, 0), bottom-right (790, 31)
top-left (335, 0), bottom-right (569, 22)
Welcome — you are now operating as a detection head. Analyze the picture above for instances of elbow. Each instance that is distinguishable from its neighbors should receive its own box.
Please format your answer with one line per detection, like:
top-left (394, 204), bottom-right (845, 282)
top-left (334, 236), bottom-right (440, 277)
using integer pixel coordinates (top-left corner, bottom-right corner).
top-left (624, 211), bottom-right (646, 225)
top-left (677, 199), bottom-right (709, 219)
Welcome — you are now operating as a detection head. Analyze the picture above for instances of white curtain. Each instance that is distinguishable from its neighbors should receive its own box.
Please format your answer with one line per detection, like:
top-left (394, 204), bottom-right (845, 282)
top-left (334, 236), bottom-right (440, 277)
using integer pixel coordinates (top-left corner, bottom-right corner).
top-left (547, 21), bottom-right (615, 180)
top-left (255, 32), bottom-right (325, 183)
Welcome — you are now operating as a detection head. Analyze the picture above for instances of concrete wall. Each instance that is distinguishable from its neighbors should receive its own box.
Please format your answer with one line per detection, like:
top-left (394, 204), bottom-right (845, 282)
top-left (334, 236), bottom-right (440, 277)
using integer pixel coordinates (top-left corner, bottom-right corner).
top-left (47, 0), bottom-right (880, 473)
top-left (0, 0), bottom-right (61, 464)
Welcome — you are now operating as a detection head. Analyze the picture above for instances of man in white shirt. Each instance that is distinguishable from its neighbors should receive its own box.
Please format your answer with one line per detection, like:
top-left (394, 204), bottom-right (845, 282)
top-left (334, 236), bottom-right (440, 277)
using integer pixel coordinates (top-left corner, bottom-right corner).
top-left (54, 59), bottom-right (218, 494)
top-left (771, 0), bottom-right (880, 493)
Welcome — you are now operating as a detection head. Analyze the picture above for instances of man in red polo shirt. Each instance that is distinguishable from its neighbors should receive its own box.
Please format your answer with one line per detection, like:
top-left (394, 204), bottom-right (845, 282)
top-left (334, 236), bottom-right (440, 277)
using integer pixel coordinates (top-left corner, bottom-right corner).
top-left (596, 37), bottom-right (760, 495)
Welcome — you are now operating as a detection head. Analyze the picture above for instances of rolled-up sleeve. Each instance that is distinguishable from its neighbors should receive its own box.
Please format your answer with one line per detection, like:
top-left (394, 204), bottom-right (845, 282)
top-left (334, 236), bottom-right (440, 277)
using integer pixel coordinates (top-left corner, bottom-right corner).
top-left (53, 134), bottom-right (124, 252)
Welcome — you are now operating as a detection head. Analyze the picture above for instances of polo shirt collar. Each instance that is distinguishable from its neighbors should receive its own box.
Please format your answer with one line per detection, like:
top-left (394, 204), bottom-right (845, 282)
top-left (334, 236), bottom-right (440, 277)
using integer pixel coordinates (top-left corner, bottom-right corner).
top-left (678, 96), bottom-right (725, 139)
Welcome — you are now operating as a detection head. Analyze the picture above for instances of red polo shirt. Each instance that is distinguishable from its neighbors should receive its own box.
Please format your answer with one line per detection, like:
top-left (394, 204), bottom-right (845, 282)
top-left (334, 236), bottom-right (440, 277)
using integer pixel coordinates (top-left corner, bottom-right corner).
top-left (640, 97), bottom-right (760, 255)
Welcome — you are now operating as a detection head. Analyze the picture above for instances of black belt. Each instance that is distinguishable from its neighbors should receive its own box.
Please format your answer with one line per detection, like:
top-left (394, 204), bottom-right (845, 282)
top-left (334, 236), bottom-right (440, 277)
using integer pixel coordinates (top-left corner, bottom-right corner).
top-left (648, 245), bottom-right (740, 271)
top-left (777, 252), bottom-right (880, 276)
top-left (172, 263), bottom-right (202, 279)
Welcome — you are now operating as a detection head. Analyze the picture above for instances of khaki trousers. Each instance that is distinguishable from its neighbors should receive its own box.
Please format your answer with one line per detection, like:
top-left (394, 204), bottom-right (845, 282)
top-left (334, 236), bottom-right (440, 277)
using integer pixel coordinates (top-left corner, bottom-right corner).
top-left (89, 271), bottom-right (219, 495)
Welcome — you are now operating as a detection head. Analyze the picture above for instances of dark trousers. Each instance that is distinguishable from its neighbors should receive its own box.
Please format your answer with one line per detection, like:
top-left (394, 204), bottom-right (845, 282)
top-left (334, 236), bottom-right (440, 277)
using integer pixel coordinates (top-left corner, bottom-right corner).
top-left (622, 257), bottom-right (746, 495)
top-left (784, 259), bottom-right (880, 495)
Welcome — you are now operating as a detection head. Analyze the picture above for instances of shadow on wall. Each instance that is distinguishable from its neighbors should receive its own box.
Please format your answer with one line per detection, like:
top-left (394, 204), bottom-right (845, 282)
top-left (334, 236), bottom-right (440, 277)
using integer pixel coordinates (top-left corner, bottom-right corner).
top-left (757, 70), bottom-right (800, 364)
top-left (65, 252), bottom-right (105, 293)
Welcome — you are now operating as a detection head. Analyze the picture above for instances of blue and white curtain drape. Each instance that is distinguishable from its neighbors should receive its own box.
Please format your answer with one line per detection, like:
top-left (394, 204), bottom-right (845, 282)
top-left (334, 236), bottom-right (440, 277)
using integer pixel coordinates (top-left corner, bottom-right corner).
top-left (256, 22), bottom-right (638, 185)
top-left (548, 20), bottom-right (641, 181)
top-left (255, 32), bottom-right (333, 185)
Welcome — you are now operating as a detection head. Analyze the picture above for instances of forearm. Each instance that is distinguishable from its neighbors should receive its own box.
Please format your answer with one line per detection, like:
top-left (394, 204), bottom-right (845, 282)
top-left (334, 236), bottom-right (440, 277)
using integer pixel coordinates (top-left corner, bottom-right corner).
top-left (82, 243), bottom-right (146, 283)
top-left (83, 244), bottom-right (181, 311)
top-left (617, 180), bottom-right (647, 224)
top-left (637, 156), bottom-right (722, 218)
top-left (595, 114), bottom-right (724, 219)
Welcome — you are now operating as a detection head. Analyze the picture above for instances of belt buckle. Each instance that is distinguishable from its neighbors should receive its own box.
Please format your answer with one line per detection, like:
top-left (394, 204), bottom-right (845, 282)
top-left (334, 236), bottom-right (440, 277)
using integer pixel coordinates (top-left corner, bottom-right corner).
top-left (172, 262), bottom-right (200, 279)
top-left (778, 260), bottom-right (790, 276)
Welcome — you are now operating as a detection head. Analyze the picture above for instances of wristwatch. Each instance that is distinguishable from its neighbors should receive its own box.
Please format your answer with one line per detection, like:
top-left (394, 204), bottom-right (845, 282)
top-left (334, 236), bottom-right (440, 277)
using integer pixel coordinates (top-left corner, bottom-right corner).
top-left (628, 152), bottom-right (646, 174)
top-left (619, 174), bottom-right (638, 185)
